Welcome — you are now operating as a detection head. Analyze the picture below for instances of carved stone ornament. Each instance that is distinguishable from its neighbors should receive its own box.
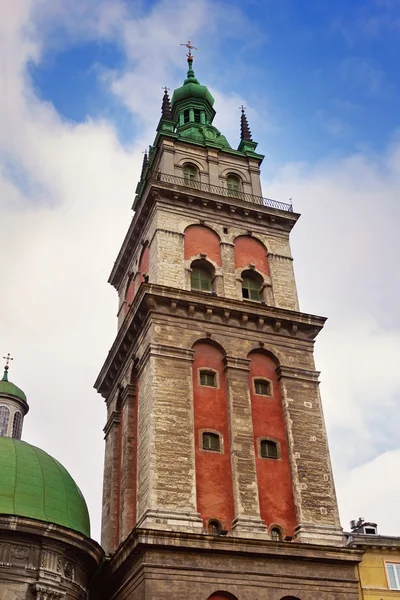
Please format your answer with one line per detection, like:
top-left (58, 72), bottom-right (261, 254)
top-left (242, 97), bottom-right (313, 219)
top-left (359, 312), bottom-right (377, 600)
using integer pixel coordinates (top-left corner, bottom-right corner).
top-left (11, 545), bottom-right (29, 561)
top-left (63, 560), bottom-right (74, 580)
top-left (33, 584), bottom-right (66, 600)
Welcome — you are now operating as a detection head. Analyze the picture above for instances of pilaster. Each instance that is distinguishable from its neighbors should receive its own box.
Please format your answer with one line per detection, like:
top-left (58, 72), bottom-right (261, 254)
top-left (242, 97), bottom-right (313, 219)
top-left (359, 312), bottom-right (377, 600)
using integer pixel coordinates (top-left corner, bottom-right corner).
top-left (119, 383), bottom-right (137, 542)
top-left (101, 409), bottom-right (121, 553)
top-left (278, 365), bottom-right (343, 545)
top-left (136, 344), bottom-right (203, 532)
top-left (223, 356), bottom-right (268, 539)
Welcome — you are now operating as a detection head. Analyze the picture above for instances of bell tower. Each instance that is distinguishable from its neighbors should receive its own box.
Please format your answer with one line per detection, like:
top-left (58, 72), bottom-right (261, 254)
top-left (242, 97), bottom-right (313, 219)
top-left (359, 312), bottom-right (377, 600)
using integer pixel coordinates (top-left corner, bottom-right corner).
top-left (95, 46), bottom-right (344, 558)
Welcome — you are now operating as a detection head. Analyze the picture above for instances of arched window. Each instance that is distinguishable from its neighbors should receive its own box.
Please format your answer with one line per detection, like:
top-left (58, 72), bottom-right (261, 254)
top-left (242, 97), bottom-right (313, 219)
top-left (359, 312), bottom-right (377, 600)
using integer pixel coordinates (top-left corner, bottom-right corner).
top-left (261, 439), bottom-right (278, 459)
top-left (207, 519), bottom-right (222, 534)
top-left (12, 411), bottom-right (23, 439)
top-left (0, 406), bottom-right (10, 436)
top-left (191, 260), bottom-right (214, 292)
top-left (271, 527), bottom-right (283, 541)
top-left (202, 432), bottom-right (220, 452)
top-left (241, 270), bottom-right (263, 301)
top-left (183, 163), bottom-right (198, 184)
top-left (226, 174), bottom-right (242, 196)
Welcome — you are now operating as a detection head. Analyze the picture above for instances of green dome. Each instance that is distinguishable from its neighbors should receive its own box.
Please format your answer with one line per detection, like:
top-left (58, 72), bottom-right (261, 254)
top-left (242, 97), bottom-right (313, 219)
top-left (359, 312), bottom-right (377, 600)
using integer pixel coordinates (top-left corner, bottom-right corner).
top-left (172, 81), bottom-right (214, 107)
top-left (0, 437), bottom-right (90, 537)
top-left (171, 59), bottom-right (214, 108)
top-left (0, 371), bottom-right (27, 403)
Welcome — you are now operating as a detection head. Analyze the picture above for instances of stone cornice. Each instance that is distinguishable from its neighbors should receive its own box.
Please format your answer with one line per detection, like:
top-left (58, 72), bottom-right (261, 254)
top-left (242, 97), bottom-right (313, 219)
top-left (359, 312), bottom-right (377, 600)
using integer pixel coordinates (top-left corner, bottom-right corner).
top-left (0, 516), bottom-right (103, 568)
top-left (103, 410), bottom-right (121, 437)
top-left (95, 284), bottom-right (326, 399)
top-left (277, 365), bottom-right (321, 383)
top-left (108, 527), bottom-right (363, 575)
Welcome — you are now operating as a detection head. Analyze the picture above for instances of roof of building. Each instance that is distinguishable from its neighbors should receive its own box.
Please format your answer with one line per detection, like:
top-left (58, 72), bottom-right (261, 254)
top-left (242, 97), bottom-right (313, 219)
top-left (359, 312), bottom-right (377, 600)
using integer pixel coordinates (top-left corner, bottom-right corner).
top-left (0, 368), bottom-right (27, 403)
top-left (171, 58), bottom-right (215, 108)
top-left (0, 437), bottom-right (90, 537)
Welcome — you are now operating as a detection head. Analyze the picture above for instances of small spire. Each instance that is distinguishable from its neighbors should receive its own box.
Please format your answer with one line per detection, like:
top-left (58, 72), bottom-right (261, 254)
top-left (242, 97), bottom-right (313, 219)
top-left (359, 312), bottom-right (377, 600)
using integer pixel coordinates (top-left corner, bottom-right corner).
top-left (161, 87), bottom-right (172, 120)
top-left (240, 105), bottom-right (253, 141)
top-left (141, 150), bottom-right (148, 178)
top-left (2, 352), bottom-right (13, 381)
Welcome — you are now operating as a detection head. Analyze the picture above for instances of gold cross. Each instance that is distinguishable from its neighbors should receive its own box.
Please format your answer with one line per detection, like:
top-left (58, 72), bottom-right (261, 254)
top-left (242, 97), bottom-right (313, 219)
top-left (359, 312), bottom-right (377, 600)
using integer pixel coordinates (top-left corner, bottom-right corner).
top-left (180, 39), bottom-right (198, 59)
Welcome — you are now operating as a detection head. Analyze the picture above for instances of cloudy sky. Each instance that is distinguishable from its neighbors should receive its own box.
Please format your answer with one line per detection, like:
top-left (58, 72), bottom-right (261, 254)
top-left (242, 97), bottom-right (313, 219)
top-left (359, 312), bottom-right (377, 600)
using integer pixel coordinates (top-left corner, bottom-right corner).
top-left (1, 0), bottom-right (400, 542)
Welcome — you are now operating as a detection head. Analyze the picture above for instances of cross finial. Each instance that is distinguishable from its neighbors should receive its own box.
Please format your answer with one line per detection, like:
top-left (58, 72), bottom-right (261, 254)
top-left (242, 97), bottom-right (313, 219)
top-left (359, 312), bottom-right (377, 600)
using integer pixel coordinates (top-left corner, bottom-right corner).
top-left (240, 105), bottom-right (246, 112)
top-left (180, 39), bottom-right (198, 60)
top-left (3, 352), bottom-right (14, 371)
top-left (162, 86), bottom-right (170, 92)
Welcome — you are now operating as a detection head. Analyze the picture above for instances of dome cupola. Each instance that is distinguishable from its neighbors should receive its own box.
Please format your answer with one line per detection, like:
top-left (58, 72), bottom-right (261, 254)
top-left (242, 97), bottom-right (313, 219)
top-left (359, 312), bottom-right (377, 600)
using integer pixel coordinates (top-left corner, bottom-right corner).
top-left (0, 354), bottom-right (28, 439)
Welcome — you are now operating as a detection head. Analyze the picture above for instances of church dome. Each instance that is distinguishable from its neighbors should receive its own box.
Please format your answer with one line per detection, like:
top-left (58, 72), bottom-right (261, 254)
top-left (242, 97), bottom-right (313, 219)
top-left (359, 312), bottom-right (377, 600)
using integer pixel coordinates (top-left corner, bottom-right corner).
top-left (171, 58), bottom-right (215, 109)
top-left (0, 375), bottom-right (27, 403)
top-left (0, 437), bottom-right (90, 537)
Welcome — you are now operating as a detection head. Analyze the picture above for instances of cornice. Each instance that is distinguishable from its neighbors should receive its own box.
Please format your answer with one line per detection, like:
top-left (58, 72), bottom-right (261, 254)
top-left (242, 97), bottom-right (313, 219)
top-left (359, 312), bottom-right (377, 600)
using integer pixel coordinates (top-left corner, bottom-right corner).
top-left (94, 283), bottom-right (326, 399)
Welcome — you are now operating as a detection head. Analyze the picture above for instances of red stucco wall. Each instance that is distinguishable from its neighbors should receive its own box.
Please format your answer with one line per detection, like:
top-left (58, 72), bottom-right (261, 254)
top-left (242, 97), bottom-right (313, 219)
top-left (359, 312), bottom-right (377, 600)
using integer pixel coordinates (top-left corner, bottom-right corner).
top-left (185, 225), bottom-right (222, 265)
top-left (248, 350), bottom-right (296, 536)
top-left (192, 342), bottom-right (235, 530)
top-left (234, 235), bottom-right (270, 275)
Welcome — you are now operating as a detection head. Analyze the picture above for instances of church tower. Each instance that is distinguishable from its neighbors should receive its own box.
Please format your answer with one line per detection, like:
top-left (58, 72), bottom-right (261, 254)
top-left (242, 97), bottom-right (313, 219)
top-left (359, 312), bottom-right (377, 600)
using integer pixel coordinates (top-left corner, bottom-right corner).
top-left (95, 46), bottom-right (361, 599)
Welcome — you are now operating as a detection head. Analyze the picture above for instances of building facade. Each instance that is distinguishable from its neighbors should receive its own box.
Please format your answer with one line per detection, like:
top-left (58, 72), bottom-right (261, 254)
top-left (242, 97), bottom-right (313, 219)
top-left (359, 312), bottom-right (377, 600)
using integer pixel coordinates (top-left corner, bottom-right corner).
top-left (94, 53), bottom-right (363, 599)
top-left (347, 520), bottom-right (400, 599)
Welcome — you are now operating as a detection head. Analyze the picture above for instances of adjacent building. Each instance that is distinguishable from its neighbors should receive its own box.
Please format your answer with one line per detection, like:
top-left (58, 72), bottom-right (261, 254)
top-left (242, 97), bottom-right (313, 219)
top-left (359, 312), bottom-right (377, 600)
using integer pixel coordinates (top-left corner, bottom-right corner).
top-left (347, 519), bottom-right (400, 599)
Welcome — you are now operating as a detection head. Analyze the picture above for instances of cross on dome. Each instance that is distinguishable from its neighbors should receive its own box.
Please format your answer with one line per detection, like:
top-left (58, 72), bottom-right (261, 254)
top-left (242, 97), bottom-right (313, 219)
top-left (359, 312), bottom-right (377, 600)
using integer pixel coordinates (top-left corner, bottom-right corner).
top-left (3, 352), bottom-right (13, 373)
top-left (180, 39), bottom-right (198, 60)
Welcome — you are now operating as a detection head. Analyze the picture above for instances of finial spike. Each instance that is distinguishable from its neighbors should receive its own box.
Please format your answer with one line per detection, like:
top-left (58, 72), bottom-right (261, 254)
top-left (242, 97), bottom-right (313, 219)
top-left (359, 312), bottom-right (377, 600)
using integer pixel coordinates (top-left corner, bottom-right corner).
top-left (141, 150), bottom-right (148, 178)
top-left (240, 105), bottom-right (253, 141)
top-left (161, 86), bottom-right (172, 120)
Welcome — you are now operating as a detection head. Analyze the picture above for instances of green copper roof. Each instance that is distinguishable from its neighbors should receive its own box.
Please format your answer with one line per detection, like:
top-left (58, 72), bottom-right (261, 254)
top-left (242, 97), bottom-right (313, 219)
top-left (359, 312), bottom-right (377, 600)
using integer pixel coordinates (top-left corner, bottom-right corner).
top-left (0, 369), bottom-right (27, 403)
top-left (0, 437), bottom-right (90, 537)
top-left (171, 58), bottom-right (214, 109)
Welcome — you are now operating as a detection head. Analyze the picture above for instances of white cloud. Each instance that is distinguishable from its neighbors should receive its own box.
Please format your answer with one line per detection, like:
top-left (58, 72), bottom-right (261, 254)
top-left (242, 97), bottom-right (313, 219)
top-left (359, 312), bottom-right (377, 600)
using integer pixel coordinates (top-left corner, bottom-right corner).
top-left (1, 0), bottom-right (399, 542)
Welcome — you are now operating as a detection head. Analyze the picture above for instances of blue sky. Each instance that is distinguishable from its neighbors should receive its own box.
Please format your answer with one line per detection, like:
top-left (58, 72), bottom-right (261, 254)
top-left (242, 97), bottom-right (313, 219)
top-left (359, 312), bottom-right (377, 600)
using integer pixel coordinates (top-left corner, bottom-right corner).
top-left (1, 0), bottom-right (400, 540)
top-left (29, 0), bottom-right (400, 168)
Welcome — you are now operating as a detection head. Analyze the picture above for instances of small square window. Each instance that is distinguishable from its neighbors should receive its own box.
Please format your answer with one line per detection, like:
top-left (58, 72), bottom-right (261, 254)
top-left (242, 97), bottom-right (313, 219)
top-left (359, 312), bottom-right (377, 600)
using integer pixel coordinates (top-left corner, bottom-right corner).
top-left (202, 432), bottom-right (220, 451)
top-left (261, 440), bottom-right (278, 459)
top-left (254, 379), bottom-right (271, 395)
top-left (200, 371), bottom-right (216, 387)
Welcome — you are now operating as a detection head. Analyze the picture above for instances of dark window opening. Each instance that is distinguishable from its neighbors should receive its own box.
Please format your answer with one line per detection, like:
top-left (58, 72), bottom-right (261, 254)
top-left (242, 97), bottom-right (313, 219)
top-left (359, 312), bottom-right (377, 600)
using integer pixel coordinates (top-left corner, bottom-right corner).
top-left (194, 109), bottom-right (201, 123)
top-left (223, 227), bottom-right (228, 234)
top-left (261, 440), bottom-right (278, 459)
top-left (254, 379), bottom-right (271, 396)
top-left (200, 371), bottom-right (217, 387)
top-left (207, 519), bottom-right (221, 534)
top-left (203, 432), bottom-right (220, 451)
top-left (183, 109), bottom-right (190, 123)
top-left (12, 411), bottom-right (23, 439)
top-left (191, 267), bottom-right (213, 292)
top-left (271, 527), bottom-right (282, 541)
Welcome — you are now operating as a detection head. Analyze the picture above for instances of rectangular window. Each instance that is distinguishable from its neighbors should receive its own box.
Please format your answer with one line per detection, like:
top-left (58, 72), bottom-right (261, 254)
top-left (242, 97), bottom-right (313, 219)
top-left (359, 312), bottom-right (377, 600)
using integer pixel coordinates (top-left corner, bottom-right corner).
top-left (254, 379), bottom-right (271, 395)
top-left (194, 109), bottom-right (201, 123)
top-left (387, 563), bottom-right (400, 589)
top-left (203, 432), bottom-right (220, 451)
top-left (200, 371), bottom-right (216, 387)
top-left (261, 440), bottom-right (278, 459)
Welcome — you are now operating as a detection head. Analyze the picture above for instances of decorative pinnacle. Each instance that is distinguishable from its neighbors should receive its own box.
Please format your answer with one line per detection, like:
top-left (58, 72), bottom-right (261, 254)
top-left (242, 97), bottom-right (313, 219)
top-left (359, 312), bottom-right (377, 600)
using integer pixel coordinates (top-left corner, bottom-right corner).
top-left (181, 40), bottom-right (198, 81)
top-left (240, 105), bottom-right (253, 141)
top-left (141, 150), bottom-right (148, 178)
top-left (2, 352), bottom-right (13, 381)
top-left (161, 86), bottom-right (172, 120)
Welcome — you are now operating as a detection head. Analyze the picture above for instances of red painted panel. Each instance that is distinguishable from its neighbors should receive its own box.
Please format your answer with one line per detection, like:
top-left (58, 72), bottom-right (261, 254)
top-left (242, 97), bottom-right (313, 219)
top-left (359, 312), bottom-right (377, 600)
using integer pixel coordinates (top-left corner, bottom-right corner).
top-left (234, 236), bottom-right (270, 276)
top-left (248, 351), bottom-right (296, 536)
top-left (185, 225), bottom-right (222, 265)
top-left (192, 342), bottom-right (235, 530)
top-left (139, 245), bottom-right (150, 277)
top-left (125, 245), bottom-right (150, 314)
